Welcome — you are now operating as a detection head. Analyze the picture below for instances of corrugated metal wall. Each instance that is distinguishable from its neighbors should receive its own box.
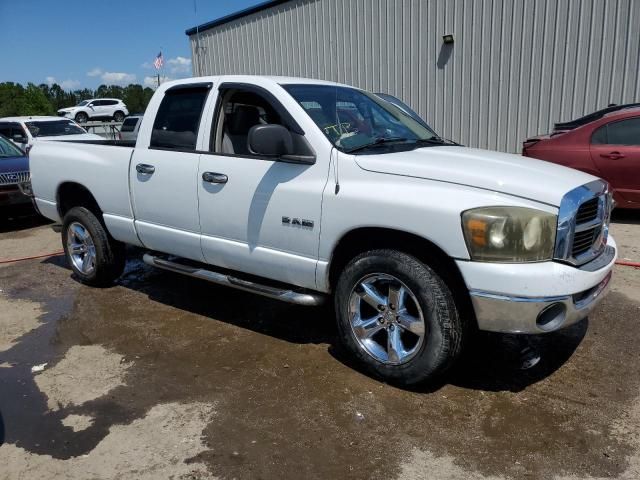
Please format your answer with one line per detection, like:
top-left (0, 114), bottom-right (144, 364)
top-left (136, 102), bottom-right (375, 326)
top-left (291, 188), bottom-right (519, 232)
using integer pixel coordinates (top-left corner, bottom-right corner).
top-left (189, 0), bottom-right (640, 153)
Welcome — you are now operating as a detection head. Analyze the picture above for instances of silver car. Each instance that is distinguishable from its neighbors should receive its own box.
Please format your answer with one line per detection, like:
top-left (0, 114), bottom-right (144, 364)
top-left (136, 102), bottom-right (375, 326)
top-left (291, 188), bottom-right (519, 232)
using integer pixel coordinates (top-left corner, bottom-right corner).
top-left (118, 115), bottom-right (143, 142)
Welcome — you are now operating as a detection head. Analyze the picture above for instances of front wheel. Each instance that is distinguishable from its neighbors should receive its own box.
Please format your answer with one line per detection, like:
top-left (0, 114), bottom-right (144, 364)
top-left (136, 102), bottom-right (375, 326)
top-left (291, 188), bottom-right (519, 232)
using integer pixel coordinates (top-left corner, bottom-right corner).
top-left (335, 249), bottom-right (464, 386)
top-left (62, 207), bottom-right (125, 287)
top-left (75, 112), bottom-right (88, 124)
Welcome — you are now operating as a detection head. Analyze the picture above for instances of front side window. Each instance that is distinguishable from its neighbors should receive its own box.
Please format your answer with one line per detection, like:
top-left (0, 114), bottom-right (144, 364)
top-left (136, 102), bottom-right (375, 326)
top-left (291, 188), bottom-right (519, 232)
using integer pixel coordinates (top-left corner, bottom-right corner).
top-left (150, 88), bottom-right (209, 150)
top-left (284, 84), bottom-right (441, 153)
top-left (25, 120), bottom-right (86, 137)
top-left (213, 89), bottom-right (285, 155)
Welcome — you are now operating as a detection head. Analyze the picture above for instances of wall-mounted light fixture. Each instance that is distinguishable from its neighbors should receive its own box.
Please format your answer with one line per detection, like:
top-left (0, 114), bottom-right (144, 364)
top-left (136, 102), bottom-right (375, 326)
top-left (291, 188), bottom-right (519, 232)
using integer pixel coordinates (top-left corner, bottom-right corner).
top-left (442, 34), bottom-right (454, 44)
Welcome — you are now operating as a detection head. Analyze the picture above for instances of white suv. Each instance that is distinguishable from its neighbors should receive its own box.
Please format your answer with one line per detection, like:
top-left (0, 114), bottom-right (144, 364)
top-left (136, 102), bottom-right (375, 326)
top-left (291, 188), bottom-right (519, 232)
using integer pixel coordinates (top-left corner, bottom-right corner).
top-left (58, 98), bottom-right (129, 124)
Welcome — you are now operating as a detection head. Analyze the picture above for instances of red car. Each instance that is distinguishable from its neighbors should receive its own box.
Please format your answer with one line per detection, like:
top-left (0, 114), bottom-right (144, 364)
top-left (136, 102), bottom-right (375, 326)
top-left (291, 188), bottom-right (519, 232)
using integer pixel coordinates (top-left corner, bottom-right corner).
top-left (523, 104), bottom-right (640, 208)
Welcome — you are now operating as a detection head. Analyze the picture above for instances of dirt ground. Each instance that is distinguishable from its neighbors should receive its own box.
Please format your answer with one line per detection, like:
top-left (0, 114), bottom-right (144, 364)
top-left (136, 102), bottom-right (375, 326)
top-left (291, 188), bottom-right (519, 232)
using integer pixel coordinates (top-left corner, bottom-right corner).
top-left (0, 209), bottom-right (639, 480)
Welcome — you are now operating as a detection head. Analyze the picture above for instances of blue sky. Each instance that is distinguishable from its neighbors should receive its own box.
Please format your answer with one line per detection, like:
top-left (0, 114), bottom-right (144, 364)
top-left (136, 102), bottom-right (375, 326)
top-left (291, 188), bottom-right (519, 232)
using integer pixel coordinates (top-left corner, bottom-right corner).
top-left (0, 0), bottom-right (263, 90)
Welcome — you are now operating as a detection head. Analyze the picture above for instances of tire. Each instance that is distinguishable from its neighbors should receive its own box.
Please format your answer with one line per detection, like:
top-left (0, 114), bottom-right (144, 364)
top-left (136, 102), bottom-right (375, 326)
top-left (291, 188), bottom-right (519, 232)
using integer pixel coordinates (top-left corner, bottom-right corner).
top-left (113, 111), bottom-right (125, 122)
top-left (75, 112), bottom-right (88, 124)
top-left (62, 207), bottom-right (125, 287)
top-left (335, 249), bottom-right (464, 386)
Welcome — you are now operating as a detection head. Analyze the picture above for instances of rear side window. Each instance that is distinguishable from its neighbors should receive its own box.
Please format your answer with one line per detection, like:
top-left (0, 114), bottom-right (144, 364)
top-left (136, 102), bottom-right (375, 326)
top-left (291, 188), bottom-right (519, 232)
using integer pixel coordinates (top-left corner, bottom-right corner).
top-left (151, 88), bottom-right (209, 150)
top-left (591, 125), bottom-right (607, 144)
top-left (608, 118), bottom-right (640, 145)
top-left (120, 117), bottom-right (139, 132)
top-left (0, 124), bottom-right (11, 138)
top-left (592, 117), bottom-right (640, 145)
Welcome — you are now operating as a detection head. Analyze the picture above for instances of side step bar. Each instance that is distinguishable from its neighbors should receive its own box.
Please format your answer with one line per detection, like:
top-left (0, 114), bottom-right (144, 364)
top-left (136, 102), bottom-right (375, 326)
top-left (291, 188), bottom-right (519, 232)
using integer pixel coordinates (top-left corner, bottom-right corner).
top-left (142, 253), bottom-right (326, 307)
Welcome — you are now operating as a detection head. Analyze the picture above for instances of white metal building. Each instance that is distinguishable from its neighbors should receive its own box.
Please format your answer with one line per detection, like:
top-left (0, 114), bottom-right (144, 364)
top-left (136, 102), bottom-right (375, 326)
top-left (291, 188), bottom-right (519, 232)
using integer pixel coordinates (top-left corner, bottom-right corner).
top-left (187, 0), bottom-right (640, 153)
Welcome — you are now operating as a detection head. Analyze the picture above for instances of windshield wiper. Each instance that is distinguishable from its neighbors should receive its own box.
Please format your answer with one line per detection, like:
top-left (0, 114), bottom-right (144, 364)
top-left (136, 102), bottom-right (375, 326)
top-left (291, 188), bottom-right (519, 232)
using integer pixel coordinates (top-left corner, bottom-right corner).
top-left (414, 136), bottom-right (460, 146)
top-left (344, 136), bottom-right (408, 153)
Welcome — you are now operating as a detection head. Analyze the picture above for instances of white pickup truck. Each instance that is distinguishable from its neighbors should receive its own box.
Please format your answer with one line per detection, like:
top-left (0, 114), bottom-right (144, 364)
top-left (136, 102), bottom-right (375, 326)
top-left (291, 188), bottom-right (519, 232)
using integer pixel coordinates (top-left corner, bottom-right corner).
top-left (28, 76), bottom-right (616, 385)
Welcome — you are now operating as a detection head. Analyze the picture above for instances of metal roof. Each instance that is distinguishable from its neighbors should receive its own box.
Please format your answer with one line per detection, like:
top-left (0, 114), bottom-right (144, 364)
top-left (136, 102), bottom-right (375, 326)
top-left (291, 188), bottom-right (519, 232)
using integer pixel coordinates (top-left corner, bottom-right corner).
top-left (185, 0), bottom-right (291, 36)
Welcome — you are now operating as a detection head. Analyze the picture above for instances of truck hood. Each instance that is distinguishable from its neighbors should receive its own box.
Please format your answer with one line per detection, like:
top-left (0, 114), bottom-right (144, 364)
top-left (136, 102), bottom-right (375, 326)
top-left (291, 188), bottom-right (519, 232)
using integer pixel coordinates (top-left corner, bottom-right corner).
top-left (0, 155), bottom-right (29, 174)
top-left (354, 146), bottom-right (599, 207)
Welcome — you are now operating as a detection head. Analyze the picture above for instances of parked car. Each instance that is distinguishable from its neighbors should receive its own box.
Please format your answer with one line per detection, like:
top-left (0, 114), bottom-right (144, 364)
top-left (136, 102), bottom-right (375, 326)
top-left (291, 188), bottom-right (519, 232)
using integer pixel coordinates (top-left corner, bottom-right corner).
top-left (57, 98), bottom-right (129, 123)
top-left (28, 76), bottom-right (616, 385)
top-left (118, 115), bottom-right (143, 142)
top-left (0, 133), bottom-right (31, 217)
top-left (0, 117), bottom-right (102, 152)
top-left (523, 104), bottom-right (640, 208)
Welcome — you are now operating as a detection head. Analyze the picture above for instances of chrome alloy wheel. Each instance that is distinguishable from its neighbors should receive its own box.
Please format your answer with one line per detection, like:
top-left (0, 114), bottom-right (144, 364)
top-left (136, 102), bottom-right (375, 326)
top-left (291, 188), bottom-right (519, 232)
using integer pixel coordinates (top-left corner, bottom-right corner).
top-left (66, 222), bottom-right (96, 275)
top-left (348, 273), bottom-right (426, 365)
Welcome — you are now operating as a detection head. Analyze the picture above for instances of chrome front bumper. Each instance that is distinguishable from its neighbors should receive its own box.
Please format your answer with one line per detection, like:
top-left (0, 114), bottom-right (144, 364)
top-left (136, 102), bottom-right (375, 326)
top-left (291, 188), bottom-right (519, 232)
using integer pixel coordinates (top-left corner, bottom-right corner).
top-left (469, 248), bottom-right (615, 334)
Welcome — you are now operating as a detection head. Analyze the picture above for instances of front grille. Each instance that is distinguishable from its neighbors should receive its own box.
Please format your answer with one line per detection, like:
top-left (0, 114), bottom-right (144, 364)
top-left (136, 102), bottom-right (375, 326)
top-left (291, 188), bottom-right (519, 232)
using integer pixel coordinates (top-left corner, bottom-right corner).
top-left (554, 180), bottom-right (610, 266)
top-left (572, 227), bottom-right (601, 257)
top-left (58, 112), bottom-right (68, 117)
top-left (0, 171), bottom-right (30, 185)
top-left (575, 197), bottom-right (599, 224)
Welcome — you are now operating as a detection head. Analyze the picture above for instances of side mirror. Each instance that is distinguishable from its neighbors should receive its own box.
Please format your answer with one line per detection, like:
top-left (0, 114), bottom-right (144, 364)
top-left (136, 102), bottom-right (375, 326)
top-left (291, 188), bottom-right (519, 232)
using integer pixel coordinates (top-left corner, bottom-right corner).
top-left (248, 124), bottom-right (315, 164)
top-left (248, 124), bottom-right (292, 156)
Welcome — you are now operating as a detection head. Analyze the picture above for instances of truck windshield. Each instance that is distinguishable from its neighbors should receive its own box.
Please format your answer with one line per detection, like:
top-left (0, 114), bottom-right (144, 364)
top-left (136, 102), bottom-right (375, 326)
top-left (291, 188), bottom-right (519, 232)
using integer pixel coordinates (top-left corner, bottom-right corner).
top-left (25, 120), bottom-right (86, 137)
top-left (0, 135), bottom-right (25, 157)
top-left (284, 84), bottom-right (441, 153)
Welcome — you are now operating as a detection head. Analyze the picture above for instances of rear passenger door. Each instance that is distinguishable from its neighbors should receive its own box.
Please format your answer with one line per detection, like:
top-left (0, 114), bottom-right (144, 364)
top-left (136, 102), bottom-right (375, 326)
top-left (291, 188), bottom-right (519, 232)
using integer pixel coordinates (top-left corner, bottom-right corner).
top-left (590, 117), bottom-right (640, 205)
top-left (129, 82), bottom-right (214, 261)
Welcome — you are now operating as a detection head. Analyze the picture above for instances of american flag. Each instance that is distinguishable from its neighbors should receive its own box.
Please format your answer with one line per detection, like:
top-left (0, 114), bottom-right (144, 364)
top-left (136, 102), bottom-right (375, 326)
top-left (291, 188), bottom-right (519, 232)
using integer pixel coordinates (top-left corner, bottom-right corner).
top-left (154, 52), bottom-right (164, 70)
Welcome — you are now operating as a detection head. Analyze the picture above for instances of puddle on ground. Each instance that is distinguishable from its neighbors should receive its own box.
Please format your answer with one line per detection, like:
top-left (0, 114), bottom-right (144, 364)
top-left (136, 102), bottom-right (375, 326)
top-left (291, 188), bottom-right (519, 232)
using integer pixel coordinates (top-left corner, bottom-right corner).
top-left (0, 252), bottom-right (639, 479)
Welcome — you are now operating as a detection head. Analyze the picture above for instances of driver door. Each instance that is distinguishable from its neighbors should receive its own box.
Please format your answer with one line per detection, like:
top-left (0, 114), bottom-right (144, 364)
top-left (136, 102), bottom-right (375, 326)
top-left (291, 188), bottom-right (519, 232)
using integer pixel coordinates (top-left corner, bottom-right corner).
top-left (197, 83), bottom-right (327, 290)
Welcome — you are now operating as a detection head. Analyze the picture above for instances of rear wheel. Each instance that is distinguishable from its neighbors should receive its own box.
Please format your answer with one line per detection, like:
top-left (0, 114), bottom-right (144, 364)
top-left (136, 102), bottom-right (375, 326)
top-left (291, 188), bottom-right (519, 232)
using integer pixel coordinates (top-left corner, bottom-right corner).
top-left (62, 207), bottom-right (125, 286)
top-left (113, 111), bottom-right (125, 122)
top-left (75, 112), bottom-right (88, 124)
top-left (335, 249), bottom-right (464, 386)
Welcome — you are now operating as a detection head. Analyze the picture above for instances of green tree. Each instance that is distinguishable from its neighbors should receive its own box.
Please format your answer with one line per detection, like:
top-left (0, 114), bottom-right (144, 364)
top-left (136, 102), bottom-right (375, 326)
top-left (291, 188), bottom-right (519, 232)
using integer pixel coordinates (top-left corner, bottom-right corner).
top-left (21, 83), bottom-right (54, 115)
top-left (0, 82), bottom-right (26, 116)
top-left (1, 81), bottom-right (157, 117)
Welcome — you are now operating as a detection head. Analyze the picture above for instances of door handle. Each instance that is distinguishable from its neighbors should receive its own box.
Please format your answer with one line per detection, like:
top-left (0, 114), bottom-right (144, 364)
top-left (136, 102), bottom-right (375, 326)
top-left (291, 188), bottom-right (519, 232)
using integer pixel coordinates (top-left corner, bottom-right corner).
top-left (202, 172), bottom-right (228, 184)
top-left (136, 163), bottom-right (156, 174)
top-left (600, 152), bottom-right (625, 160)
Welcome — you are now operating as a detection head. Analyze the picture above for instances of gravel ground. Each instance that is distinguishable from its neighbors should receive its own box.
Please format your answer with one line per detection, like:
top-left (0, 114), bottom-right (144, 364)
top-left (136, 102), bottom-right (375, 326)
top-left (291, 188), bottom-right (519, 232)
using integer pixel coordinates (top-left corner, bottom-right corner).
top-left (0, 208), bottom-right (639, 480)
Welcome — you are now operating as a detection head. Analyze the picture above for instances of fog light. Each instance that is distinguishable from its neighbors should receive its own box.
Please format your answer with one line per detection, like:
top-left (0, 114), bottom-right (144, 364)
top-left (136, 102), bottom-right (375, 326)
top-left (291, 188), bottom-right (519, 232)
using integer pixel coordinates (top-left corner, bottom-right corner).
top-left (18, 180), bottom-right (34, 197)
top-left (536, 303), bottom-right (566, 331)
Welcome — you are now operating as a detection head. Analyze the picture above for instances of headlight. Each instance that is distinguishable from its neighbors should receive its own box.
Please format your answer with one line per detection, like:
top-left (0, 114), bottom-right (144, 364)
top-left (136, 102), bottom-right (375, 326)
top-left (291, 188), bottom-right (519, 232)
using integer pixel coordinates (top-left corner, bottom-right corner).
top-left (462, 207), bottom-right (557, 262)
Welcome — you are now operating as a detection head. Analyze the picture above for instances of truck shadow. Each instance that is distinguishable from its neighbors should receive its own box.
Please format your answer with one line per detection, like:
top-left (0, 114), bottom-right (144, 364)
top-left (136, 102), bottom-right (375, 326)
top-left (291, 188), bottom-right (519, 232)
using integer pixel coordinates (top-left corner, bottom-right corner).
top-left (0, 409), bottom-right (4, 446)
top-left (0, 208), bottom-right (50, 233)
top-left (611, 208), bottom-right (640, 225)
top-left (47, 251), bottom-right (586, 394)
